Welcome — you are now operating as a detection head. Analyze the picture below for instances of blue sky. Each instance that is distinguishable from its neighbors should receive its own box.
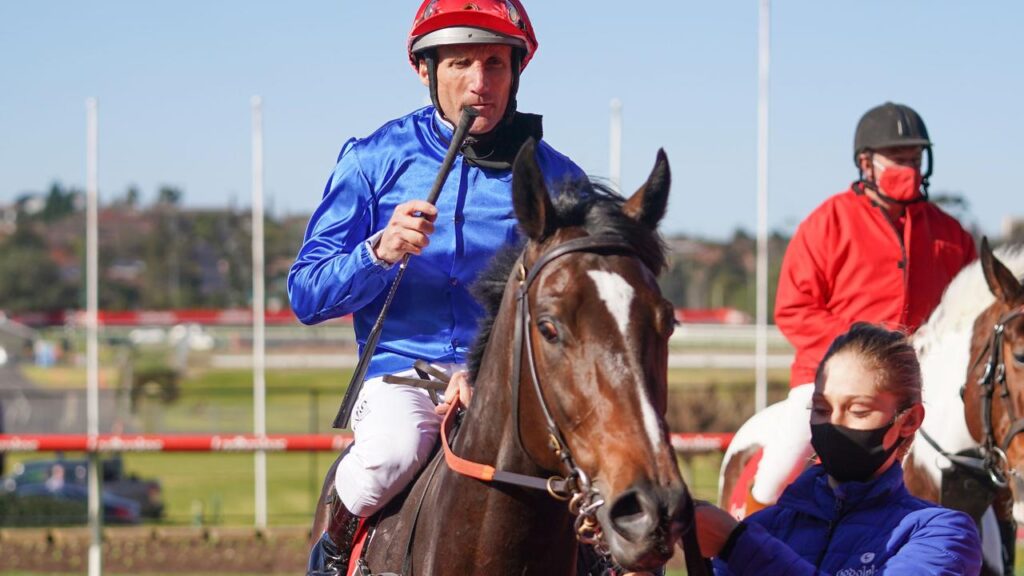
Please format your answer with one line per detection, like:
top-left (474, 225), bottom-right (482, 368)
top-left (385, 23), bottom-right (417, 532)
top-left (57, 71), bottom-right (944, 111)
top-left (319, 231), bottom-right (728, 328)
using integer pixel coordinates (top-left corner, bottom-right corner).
top-left (1, 1), bottom-right (1020, 239)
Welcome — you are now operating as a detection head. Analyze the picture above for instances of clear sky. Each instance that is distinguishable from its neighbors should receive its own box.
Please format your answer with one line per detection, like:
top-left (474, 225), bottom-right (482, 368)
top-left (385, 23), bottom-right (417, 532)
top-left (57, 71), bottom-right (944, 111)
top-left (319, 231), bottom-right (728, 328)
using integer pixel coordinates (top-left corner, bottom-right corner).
top-left (1, 1), bottom-right (1020, 239)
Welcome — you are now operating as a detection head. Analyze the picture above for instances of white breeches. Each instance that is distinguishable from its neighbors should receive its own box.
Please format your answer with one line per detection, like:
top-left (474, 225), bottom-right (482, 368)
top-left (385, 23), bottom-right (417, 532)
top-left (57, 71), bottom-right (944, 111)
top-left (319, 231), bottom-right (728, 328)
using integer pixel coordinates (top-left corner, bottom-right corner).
top-left (751, 382), bottom-right (815, 505)
top-left (334, 364), bottom-right (459, 517)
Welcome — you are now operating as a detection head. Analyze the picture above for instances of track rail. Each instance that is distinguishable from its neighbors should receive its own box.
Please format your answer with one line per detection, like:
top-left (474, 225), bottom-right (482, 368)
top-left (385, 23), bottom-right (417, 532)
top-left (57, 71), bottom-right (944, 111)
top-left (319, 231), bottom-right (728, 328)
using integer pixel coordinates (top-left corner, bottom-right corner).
top-left (0, 433), bottom-right (733, 454)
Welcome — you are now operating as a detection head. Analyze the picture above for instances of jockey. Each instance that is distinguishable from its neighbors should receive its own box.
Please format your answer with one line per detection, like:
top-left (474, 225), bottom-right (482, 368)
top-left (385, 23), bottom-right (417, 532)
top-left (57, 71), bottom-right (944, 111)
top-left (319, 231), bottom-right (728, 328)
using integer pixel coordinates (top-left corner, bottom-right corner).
top-left (288, 1), bottom-right (583, 574)
top-left (749, 102), bottom-right (977, 511)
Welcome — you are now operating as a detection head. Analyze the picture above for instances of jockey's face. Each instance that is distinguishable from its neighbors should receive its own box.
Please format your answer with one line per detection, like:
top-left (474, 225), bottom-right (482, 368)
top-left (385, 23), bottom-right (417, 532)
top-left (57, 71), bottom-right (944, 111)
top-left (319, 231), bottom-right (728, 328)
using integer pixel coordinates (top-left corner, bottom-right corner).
top-left (419, 43), bottom-right (513, 135)
top-left (858, 145), bottom-right (924, 183)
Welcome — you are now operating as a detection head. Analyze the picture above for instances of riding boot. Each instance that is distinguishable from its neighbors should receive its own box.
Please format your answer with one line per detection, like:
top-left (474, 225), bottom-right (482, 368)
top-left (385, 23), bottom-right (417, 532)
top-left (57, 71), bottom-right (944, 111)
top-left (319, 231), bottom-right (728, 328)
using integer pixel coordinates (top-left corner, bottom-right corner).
top-left (307, 488), bottom-right (361, 576)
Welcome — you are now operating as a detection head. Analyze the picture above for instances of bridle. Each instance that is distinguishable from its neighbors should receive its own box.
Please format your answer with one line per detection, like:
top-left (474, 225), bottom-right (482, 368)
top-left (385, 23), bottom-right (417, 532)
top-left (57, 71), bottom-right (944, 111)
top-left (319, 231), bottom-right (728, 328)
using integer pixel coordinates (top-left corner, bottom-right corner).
top-left (511, 234), bottom-right (636, 551)
top-left (439, 232), bottom-right (710, 575)
top-left (969, 304), bottom-right (1024, 486)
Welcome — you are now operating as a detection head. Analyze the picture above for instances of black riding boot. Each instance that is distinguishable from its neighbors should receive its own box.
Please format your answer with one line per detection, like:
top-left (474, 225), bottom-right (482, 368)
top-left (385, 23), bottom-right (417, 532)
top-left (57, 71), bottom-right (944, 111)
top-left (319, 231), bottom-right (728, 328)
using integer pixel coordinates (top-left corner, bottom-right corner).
top-left (307, 489), bottom-right (361, 576)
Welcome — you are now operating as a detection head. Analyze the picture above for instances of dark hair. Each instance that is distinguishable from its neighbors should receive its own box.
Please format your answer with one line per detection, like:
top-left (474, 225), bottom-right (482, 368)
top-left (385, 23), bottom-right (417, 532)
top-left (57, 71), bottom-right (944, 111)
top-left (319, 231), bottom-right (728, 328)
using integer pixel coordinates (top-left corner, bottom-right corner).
top-left (815, 322), bottom-right (922, 409)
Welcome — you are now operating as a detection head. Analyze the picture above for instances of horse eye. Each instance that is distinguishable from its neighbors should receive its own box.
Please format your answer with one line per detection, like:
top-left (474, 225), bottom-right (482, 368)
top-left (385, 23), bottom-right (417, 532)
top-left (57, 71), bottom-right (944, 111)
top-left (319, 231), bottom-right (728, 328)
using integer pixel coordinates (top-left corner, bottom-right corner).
top-left (1014, 351), bottom-right (1024, 366)
top-left (537, 319), bottom-right (560, 342)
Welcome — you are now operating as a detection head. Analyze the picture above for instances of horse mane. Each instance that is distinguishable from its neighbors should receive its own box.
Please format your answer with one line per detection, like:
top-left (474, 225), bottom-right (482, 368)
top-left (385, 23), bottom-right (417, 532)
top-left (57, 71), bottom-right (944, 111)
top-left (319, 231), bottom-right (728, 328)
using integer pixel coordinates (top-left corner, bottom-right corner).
top-left (912, 243), bottom-right (1024, 425)
top-left (466, 179), bottom-right (667, 378)
top-left (914, 244), bottom-right (1024, 358)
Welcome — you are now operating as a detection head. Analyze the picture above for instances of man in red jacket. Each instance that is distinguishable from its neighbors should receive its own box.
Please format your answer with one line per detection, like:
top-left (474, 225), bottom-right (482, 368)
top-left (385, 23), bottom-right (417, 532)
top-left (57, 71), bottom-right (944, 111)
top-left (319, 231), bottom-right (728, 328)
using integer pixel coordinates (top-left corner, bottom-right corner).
top-left (749, 102), bottom-right (976, 509)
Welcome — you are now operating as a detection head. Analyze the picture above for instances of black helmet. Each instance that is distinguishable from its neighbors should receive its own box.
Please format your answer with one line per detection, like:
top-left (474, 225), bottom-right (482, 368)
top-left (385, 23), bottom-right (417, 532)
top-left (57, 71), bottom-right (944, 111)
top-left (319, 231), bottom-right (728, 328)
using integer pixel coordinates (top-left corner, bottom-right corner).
top-left (852, 102), bottom-right (934, 201)
top-left (853, 102), bottom-right (932, 163)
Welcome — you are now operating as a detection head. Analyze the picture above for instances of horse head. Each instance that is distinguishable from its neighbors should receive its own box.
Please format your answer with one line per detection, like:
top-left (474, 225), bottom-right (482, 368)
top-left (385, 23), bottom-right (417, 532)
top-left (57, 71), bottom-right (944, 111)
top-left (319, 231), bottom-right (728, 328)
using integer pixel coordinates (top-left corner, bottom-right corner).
top-left (499, 139), bottom-right (687, 569)
top-left (964, 238), bottom-right (1024, 519)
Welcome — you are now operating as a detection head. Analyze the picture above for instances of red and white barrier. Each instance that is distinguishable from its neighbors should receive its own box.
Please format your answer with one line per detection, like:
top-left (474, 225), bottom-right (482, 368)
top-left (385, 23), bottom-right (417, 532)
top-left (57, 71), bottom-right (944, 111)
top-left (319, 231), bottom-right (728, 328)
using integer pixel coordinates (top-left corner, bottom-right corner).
top-left (0, 433), bottom-right (732, 455)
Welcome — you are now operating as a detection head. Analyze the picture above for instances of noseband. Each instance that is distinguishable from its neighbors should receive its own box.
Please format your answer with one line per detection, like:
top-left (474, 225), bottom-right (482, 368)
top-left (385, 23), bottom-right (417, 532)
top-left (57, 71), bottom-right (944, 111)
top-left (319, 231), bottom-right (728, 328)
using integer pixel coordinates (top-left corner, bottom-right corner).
top-left (966, 305), bottom-right (1024, 483)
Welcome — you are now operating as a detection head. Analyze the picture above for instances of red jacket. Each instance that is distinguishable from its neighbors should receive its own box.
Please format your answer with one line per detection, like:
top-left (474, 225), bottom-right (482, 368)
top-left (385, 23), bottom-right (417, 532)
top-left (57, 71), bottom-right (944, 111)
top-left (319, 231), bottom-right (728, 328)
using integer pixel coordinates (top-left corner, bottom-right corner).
top-left (775, 189), bottom-right (976, 386)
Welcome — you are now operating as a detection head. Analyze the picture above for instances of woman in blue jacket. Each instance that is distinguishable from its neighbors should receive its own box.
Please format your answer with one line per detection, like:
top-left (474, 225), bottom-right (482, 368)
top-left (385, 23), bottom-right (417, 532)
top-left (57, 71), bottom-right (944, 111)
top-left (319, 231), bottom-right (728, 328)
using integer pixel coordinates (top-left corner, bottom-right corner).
top-left (696, 323), bottom-right (982, 575)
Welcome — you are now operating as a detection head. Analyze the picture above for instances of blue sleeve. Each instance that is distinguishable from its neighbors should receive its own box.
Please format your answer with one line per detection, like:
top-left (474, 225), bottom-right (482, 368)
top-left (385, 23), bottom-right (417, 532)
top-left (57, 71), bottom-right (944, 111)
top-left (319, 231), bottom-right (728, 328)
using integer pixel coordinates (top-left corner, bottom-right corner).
top-left (287, 140), bottom-right (393, 324)
top-left (715, 521), bottom-right (820, 576)
top-left (715, 510), bottom-right (982, 576)
top-left (874, 510), bottom-right (982, 576)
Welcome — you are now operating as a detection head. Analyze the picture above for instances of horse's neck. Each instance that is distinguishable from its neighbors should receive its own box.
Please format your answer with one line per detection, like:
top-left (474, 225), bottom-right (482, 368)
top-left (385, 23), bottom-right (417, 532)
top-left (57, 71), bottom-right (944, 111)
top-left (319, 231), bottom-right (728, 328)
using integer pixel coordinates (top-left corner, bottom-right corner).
top-left (459, 291), bottom-right (555, 480)
top-left (909, 324), bottom-right (979, 492)
top-left (437, 288), bottom-right (576, 566)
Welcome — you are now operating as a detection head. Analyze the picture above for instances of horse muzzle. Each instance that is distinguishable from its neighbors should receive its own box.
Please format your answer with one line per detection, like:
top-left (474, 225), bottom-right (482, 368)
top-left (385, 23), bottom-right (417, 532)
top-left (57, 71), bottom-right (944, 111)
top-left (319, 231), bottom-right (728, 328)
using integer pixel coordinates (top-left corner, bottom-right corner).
top-left (596, 482), bottom-right (687, 570)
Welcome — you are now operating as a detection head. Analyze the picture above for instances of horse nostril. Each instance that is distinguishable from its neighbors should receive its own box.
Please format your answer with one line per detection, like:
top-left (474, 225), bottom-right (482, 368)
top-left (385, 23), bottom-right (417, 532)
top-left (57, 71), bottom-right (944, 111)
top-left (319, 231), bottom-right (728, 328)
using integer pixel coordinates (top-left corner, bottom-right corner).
top-left (608, 490), bottom-right (657, 543)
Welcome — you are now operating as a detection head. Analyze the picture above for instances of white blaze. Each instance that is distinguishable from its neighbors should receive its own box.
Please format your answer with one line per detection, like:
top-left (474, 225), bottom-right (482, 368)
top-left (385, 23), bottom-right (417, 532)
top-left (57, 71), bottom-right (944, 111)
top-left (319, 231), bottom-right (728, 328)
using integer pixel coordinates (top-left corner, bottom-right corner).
top-left (587, 270), bottom-right (663, 449)
top-left (587, 270), bottom-right (634, 337)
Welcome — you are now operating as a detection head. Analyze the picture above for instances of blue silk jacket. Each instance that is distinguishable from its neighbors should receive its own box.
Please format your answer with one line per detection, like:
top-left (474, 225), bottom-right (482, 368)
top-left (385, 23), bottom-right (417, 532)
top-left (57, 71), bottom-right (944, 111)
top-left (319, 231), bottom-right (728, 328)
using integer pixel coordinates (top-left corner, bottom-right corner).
top-left (288, 106), bottom-right (584, 379)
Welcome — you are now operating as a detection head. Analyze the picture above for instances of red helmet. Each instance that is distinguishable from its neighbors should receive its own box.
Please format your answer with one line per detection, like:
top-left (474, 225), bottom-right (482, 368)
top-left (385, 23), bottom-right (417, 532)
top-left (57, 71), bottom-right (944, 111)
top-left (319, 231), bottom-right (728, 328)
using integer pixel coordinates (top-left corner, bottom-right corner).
top-left (408, 0), bottom-right (538, 70)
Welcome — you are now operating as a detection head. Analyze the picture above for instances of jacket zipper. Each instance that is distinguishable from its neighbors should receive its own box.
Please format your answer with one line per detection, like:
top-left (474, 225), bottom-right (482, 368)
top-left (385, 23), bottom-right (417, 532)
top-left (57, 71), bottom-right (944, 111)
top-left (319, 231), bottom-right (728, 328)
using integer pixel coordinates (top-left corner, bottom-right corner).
top-left (875, 203), bottom-right (910, 323)
top-left (815, 495), bottom-right (845, 568)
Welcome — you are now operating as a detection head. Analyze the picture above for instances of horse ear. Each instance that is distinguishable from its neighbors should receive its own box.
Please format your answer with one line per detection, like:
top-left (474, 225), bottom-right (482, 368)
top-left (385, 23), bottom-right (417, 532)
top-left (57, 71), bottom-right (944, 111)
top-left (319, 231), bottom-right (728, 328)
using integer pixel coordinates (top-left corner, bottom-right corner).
top-left (513, 138), bottom-right (556, 242)
top-left (980, 236), bottom-right (1022, 304)
top-left (623, 149), bottom-right (671, 228)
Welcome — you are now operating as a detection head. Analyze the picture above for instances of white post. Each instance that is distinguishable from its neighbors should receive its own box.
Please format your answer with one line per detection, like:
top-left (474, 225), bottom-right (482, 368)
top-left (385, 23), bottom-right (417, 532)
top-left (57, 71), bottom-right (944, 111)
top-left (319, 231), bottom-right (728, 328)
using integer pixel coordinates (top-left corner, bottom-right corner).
top-left (251, 96), bottom-right (268, 529)
top-left (609, 98), bottom-right (623, 191)
top-left (85, 97), bottom-right (103, 576)
top-left (755, 0), bottom-right (771, 413)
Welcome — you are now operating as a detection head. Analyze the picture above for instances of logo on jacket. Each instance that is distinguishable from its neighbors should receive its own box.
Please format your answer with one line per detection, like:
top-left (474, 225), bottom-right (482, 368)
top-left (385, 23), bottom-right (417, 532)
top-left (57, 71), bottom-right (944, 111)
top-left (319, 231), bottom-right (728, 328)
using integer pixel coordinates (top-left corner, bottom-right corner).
top-left (836, 564), bottom-right (877, 576)
top-left (860, 552), bottom-right (875, 564)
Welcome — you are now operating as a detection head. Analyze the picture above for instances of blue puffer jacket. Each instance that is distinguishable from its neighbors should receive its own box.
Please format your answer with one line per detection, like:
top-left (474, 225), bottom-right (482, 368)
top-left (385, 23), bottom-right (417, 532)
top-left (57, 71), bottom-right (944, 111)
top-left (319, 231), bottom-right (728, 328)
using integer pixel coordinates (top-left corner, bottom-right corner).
top-left (715, 463), bottom-right (981, 575)
top-left (288, 106), bottom-right (583, 379)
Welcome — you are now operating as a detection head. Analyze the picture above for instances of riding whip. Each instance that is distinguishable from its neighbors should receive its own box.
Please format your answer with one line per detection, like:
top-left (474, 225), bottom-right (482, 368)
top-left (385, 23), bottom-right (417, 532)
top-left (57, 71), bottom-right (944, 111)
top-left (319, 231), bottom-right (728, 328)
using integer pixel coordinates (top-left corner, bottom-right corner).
top-left (332, 106), bottom-right (480, 429)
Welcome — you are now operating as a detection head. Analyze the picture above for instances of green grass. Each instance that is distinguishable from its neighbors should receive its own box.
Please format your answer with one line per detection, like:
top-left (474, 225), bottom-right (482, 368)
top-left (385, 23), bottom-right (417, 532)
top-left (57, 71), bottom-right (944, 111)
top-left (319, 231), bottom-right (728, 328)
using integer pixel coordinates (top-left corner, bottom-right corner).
top-left (5, 365), bottom-right (757, 527)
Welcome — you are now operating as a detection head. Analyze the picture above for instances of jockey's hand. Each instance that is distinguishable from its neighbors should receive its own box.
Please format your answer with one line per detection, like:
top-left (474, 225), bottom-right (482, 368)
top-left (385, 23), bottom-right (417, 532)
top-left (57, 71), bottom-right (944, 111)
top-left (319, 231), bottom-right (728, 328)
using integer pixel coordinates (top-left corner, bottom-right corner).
top-left (373, 200), bottom-right (438, 264)
top-left (435, 370), bottom-right (473, 416)
top-left (693, 499), bottom-right (740, 558)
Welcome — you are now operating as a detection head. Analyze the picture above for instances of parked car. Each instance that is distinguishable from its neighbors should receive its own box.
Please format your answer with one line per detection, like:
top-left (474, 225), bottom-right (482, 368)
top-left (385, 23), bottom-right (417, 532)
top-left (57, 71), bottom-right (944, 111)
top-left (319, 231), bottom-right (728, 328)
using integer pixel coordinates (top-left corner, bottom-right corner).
top-left (10, 482), bottom-right (141, 525)
top-left (1, 455), bottom-right (163, 520)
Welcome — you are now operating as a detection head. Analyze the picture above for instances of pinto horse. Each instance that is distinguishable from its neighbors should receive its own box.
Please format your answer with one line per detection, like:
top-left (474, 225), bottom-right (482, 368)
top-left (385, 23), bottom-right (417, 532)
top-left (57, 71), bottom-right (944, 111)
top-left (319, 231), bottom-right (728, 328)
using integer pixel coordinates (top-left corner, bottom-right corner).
top-left (310, 141), bottom-right (708, 575)
top-left (719, 241), bottom-right (1024, 575)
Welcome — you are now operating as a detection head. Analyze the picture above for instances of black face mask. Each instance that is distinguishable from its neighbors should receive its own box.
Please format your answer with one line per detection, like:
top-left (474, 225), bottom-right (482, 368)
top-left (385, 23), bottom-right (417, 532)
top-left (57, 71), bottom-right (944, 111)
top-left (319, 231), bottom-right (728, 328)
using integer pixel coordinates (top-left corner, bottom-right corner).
top-left (810, 417), bottom-right (903, 483)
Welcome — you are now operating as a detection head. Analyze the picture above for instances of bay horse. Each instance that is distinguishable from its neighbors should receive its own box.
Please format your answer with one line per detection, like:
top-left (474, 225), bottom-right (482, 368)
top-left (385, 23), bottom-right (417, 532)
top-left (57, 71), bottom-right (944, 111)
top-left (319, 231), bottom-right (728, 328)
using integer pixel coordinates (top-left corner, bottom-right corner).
top-left (311, 140), bottom-right (708, 575)
top-left (719, 241), bottom-right (1024, 575)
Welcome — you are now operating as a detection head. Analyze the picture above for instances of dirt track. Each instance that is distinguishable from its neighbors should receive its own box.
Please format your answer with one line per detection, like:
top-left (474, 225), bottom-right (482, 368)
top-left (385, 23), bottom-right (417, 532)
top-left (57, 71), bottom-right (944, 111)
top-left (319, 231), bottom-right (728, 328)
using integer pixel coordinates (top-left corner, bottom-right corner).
top-left (0, 526), bottom-right (309, 574)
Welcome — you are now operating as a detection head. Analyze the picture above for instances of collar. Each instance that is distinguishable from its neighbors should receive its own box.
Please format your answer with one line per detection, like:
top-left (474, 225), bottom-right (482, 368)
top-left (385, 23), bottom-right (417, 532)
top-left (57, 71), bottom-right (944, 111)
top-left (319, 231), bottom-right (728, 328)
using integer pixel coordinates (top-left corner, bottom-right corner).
top-left (779, 463), bottom-right (907, 521)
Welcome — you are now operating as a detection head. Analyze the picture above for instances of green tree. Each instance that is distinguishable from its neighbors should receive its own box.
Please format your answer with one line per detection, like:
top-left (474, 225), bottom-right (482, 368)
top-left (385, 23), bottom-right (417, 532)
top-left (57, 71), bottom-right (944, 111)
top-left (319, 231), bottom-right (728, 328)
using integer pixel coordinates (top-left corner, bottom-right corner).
top-left (0, 227), bottom-right (74, 312)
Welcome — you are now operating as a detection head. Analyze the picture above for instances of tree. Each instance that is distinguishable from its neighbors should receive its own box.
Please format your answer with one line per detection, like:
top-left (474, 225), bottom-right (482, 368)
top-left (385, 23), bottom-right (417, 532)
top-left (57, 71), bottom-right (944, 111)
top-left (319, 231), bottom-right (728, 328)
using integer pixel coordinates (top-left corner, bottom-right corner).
top-left (156, 186), bottom-right (182, 207)
top-left (0, 227), bottom-right (74, 313)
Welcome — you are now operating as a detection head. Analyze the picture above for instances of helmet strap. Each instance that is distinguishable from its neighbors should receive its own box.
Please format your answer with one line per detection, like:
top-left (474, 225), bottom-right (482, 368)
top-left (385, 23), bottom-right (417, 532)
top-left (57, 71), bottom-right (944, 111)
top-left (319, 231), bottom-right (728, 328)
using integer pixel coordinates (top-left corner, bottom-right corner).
top-left (423, 51), bottom-right (443, 120)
